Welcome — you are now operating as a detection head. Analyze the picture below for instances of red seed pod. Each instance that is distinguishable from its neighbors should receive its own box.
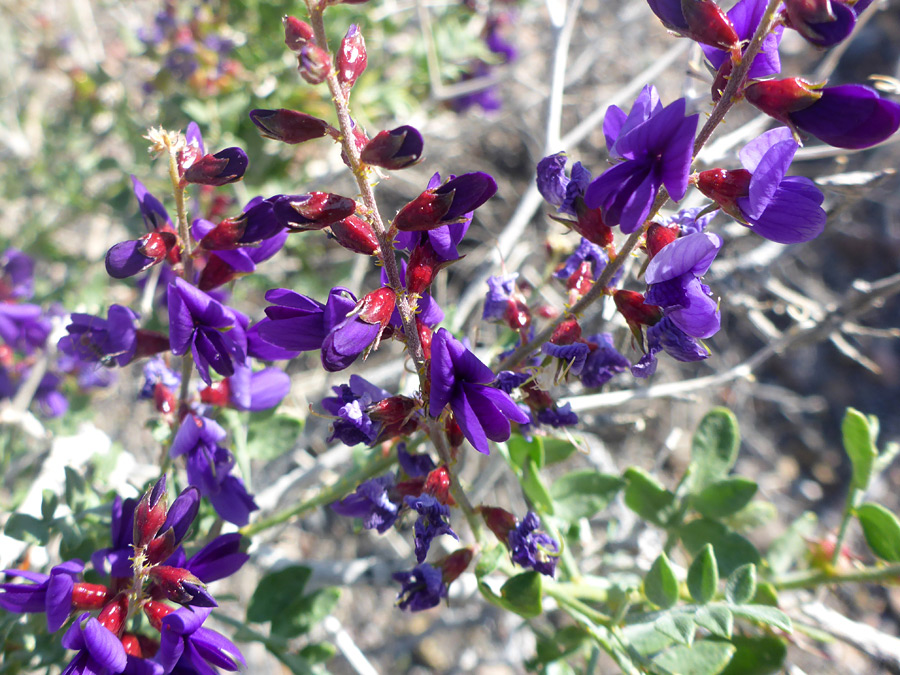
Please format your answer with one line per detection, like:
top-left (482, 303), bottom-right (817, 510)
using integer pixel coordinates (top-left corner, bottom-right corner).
top-left (567, 260), bottom-right (594, 298)
top-left (645, 223), bottom-right (680, 259)
top-left (480, 506), bottom-right (517, 545)
top-left (133, 477), bottom-right (168, 548)
top-left (337, 25), bottom-right (367, 92)
top-left (329, 215), bottom-right (381, 256)
top-left (249, 109), bottom-right (331, 145)
top-left (290, 192), bottom-right (357, 229)
top-left (744, 78), bottom-right (823, 125)
top-left (153, 382), bottom-right (176, 416)
top-left (424, 465), bottom-right (454, 505)
top-left (134, 330), bottom-right (171, 360)
top-left (504, 298), bottom-right (531, 331)
top-left (71, 583), bottom-right (113, 610)
top-left (143, 600), bottom-right (176, 631)
top-left (199, 379), bottom-right (231, 407)
top-left (392, 190), bottom-right (455, 232)
top-left (198, 254), bottom-right (238, 291)
top-left (437, 547), bottom-right (474, 584)
top-left (283, 15), bottom-right (314, 52)
top-left (681, 0), bottom-right (740, 51)
top-left (356, 287), bottom-right (396, 326)
top-left (550, 318), bottom-right (582, 345)
top-left (97, 593), bottom-right (129, 636)
top-left (417, 319), bottom-right (434, 360)
top-left (696, 168), bottom-right (753, 222)
top-left (299, 44), bottom-right (332, 85)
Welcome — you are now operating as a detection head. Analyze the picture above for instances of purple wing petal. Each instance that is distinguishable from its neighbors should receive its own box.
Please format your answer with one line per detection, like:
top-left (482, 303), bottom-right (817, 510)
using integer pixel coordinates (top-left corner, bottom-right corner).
top-left (645, 232), bottom-right (722, 283)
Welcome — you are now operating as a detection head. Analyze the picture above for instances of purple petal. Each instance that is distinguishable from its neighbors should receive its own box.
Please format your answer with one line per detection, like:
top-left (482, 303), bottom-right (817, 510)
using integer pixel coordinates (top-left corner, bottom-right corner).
top-left (160, 487), bottom-right (201, 544)
top-left (46, 569), bottom-right (75, 631)
top-left (740, 177), bottom-right (826, 243)
top-left (739, 127), bottom-right (795, 173)
top-left (645, 232), bottom-right (722, 283)
top-left (244, 368), bottom-right (291, 411)
top-left (186, 534), bottom-right (249, 583)
top-left (173, 279), bottom-right (234, 329)
top-left (83, 616), bottom-right (128, 672)
top-left (603, 105), bottom-right (628, 155)
top-left (790, 84), bottom-right (900, 149)
top-left (429, 328), bottom-right (455, 416)
top-left (106, 240), bottom-right (157, 279)
top-left (131, 175), bottom-right (171, 231)
top-left (190, 626), bottom-right (246, 670)
top-left (436, 172), bottom-right (498, 221)
top-left (536, 153), bottom-right (569, 207)
top-left (666, 277), bottom-right (720, 338)
top-left (186, 122), bottom-right (205, 155)
top-left (746, 138), bottom-right (799, 219)
top-left (451, 390), bottom-right (490, 454)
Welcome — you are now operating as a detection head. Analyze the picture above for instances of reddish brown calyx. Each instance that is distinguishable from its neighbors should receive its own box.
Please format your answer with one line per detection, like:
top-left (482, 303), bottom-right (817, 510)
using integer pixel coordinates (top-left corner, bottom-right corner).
top-left (613, 290), bottom-right (662, 351)
top-left (283, 16), bottom-right (314, 52)
top-left (744, 78), bottom-right (823, 126)
top-left (290, 192), bottom-right (357, 230)
top-left (199, 379), bottom-right (230, 408)
top-left (436, 547), bottom-right (474, 584)
top-left (681, 0), bottom-right (740, 51)
top-left (424, 465), bottom-right (455, 505)
top-left (153, 382), bottom-right (177, 416)
top-left (567, 260), bottom-right (595, 301)
top-left (71, 583), bottom-right (113, 610)
top-left (696, 168), bottom-right (752, 222)
top-left (329, 215), bottom-right (381, 256)
top-left (97, 593), bottom-right (129, 636)
top-left (392, 190), bottom-right (455, 232)
top-left (550, 318), bottom-right (582, 345)
top-left (645, 223), bottom-right (680, 259)
top-left (143, 600), bottom-right (176, 631)
top-left (406, 239), bottom-right (459, 295)
top-left (480, 506), bottom-right (517, 545)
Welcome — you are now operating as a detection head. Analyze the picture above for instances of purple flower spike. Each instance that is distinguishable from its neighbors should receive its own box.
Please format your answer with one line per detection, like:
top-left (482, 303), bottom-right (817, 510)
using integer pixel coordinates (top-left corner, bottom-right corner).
top-left (332, 475), bottom-right (400, 533)
top-left (406, 495), bottom-right (459, 563)
top-left (392, 563), bottom-right (448, 611)
top-left (360, 125), bottom-right (424, 170)
top-left (788, 84), bottom-right (900, 150)
top-left (645, 232), bottom-right (722, 339)
top-left (167, 278), bottom-right (245, 385)
top-left (508, 512), bottom-right (560, 577)
top-left (429, 328), bottom-right (530, 454)
top-left (183, 147), bottom-right (248, 186)
top-left (61, 612), bottom-right (128, 674)
top-left (58, 305), bottom-right (139, 367)
top-left (585, 87), bottom-right (699, 233)
top-left (702, 0), bottom-right (783, 80)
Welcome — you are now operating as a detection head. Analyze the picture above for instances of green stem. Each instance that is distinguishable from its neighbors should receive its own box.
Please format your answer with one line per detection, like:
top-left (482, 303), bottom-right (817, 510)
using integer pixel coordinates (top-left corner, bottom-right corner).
top-left (772, 562), bottom-right (900, 591)
top-left (240, 450), bottom-right (395, 536)
top-left (545, 584), bottom-right (613, 626)
top-left (831, 488), bottom-right (862, 568)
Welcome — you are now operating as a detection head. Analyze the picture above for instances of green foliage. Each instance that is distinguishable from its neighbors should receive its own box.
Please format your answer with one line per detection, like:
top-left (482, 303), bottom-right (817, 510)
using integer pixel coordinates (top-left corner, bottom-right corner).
top-left (694, 605), bottom-right (733, 639)
top-left (842, 407), bottom-right (878, 491)
top-left (247, 565), bottom-right (341, 638)
top-left (687, 545), bottom-right (719, 605)
top-left (680, 519), bottom-right (760, 578)
top-left (624, 467), bottom-right (676, 527)
top-left (719, 636), bottom-right (787, 675)
top-left (856, 503), bottom-right (900, 562)
top-left (725, 565), bottom-right (757, 605)
top-left (645, 553), bottom-right (680, 609)
top-left (692, 478), bottom-right (758, 520)
top-left (687, 408), bottom-right (741, 493)
top-left (500, 571), bottom-right (544, 618)
top-left (653, 640), bottom-right (736, 675)
top-left (247, 413), bottom-right (303, 461)
top-left (549, 470), bottom-right (624, 523)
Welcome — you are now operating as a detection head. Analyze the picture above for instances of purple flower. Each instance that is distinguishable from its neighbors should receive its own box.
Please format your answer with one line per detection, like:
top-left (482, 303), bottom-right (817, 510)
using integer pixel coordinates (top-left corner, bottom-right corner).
top-left (632, 316), bottom-right (711, 377)
top-left (449, 62), bottom-right (502, 113)
top-left (482, 274), bottom-right (518, 323)
top-left (58, 305), bottom-right (139, 367)
top-left (581, 333), bottom-right (630, 388)
top-left (0, 249), bottom-right (35, 300)
top-left (131, 175), bottom-right (171, 232)
top-left (661, 207), bottom-right (715, 235)
top-left (536, 403), bottom-right (579, 428)
top-left (508, 512), bottom-right (560, 577)
top-left (182, 146), bottom-right (248, 187)
top-left (61, 612), bottom-right (127, 674)
top-left (167, 278), bottom-right (246, 385)
top-left (784, 0), bottom-right (873, 48)
top-left (181, 534), bottom-right (249, 584)
top-left (224, 366), bottom-right (291, 412)
top-left (554, 238), bottom-right (610, 281)
top-left (139, 358), bottom-right (181, 400)
top-left (405, 494), bottom-right (458, 563)
top-left (584, 86), bottom-right (699, 233)
top-left (701, 0), bottom-right (783, 80)
top-left (644, 232), bottom-right (722, 339)
top-left (258, 286), bottom-right (356, 352)
top-left (398, 445), bottom-right (436, 478)
top-left (536, 153), bottom-right (570, 210)
top-left (35, 372), bottom-right (68, 417)
top-left (541, 342), bottom-right (591, 375)
top-left (429, 328), bottom-right (530, 454)
top-left (92, 496), bottom-right (138, 578)
top-left (156, 606), bottom-right (244, 673)
top-left (331, 475), bottom-right (400, 533)
top-left (0, 560), bottom-right (83, 631)
top-left (321, 375), bottom-right (390, 446)
top-left (392, 563), bottom-right (448, 611)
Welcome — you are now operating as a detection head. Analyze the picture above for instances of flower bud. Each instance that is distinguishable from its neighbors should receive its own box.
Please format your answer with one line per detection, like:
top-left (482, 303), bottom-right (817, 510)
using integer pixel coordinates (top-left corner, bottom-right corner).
top-left (105, 230), bottom-right (177, 279)
top-left (696, 168), bottom-right (752, 222)
top-left (480, 506), bottom-right (517, 544)
top-left (356, 287), bottom-right (396, 326)
top-left (97, 593), bottom-right (129, 636)
top-left (149, 566), bottom-right (217, 607)
top-left (143, 600), bottom-right (175, 631)
top-left (504, 298), bottom-right (531, 331)
top-left (338, 25), bottom-right (367, 92)
top-left (393, 190), bottom-right (454, 232)
top-left (549, 318), bottom-right (582, 345)
top-left (436, 547), bottom-right (474, 584)
top-left (613, 290), bottom-right (662, 326)
top-left (445, 414), bottom-right (464, 448)
top-left (134, 330), bottom-right (171, 360)
top-left (182, 147), bottom-right (249, 187)
top-left (645, 223), bottom-right (679, 259)
top-left (283, 15), bottom-right (314, 52)
top-left (121, 633), bottom-right (143, 658)
top-left (153, 382), bottom-right (176, 415)
top-left (71, 583), bottom-right (113, 610)
top-left (277, 192), bottom-right (357, 231)
top-left (360, 126), bottom-right (424, 170)
top-left (330, 215), bottom-right (381, 256)
top-left (681, 0), bottom-right (740, 51)
top-left (249, 109), bottom-right (331, 145)
top-left (199, 379), bottom-right (230, 407)
top-left (134, 476), bottom-right (168, 548)
top-left (197, 217), bottom-right (246, 251)
top-left (368, 395), bottom-right (418, 425)
top-left (573, 201), bottom-right (614, 247)
top-left (567, 260), bottom-right (594, 299)
top-left (299, 44), bottom-right (332, 85)
top-left (198, 255), bottom-right (238, 291)
top-left (406, 239), bottom-right (457, 295)
top-left (417, 320), bottom-right (434, 360)
top-left (424, 465), bottom-right (454, 505)
top-left (743, 78), bottom-right (823, 126)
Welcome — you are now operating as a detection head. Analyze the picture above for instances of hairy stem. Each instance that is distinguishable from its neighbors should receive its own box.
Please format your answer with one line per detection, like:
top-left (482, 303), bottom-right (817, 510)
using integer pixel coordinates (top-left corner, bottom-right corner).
top-left (773, 562), bottom-right (900, 591)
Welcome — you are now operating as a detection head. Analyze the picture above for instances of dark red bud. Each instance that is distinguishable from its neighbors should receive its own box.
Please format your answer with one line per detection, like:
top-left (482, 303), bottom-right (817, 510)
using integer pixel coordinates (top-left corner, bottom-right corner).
top-left (360, 126), bottom-right (424, 171)
top-left (199, 379), bottom-right (231, 407)
top-left (424, 466), bottom-right (455, 505)
top-left (182, 148), bottom-right (248, 187)
top-left (710, 58), bottom-right (732, 103)
top-left (357, 287), bottom-right (396, 326)
top-left (198, 254), bottom-right (239, 291)
top-left (139, 231), bottom-right (177, 261)
top-left (744, 78), bottom-right (823, 125)
top-left (696, 168), bottom-right (752, 222)
top-left (134, 330), bottom-right (170, 360)
top-left (299, 44), bottom-right (332, 85)
top-left (480, 506), bottom-right (517, 544)
top-left (406, 240), bottom-right (459, 295)
top-left (392, 190), bottom-right (455, 232)
top-left (368, 396), bottom-right (417, 425)
top-left (249, 109), bottom-right (331, 145)
top-left (437, 547), bottom-right (474, 584)
top-left (504, 298), bottom-right (531, 331)
top-left (550, 318), bottom-right (582, 345)
top-left (290, 192), bottom-right (357, 229)
top-left (338, 25), bottom-right (367, 92)
top-left (145, 527), bottom-right (177, 566)
top-left (143, 600), bottom-right (175, 631)
top-left (536, 304), bottom-right (560, 319)
top-left (148, 566), bottom-right (207, 605)
top-left (153, 383), bottom-right (176, 416)
top-left (330, 215), bottom-right (381, 256)
top-left (645, 223), bottom-right (680, 259)
top-left (613, 290), bottom-right (662, 326)
top-left (783, 0), bottom-right (836, 35)
top-left (567, 260), bottom-right (594, 297)
top-left (395, 476), bottom-right (426, 497)
top-left (133, 479), bottom-right (168, 548)
top-left (283, 16), bottom-right (314, 52)
top-left (521, 380), bottom-right (555, 411)
top-left (121, 633), bottom-right (143, 658)
top-left (417, 320), bottom-right (433, 360)
top-left (682, 0), bottom-right (740, 51)
top-left (71, 583), bottom-right (113, 610)
top-left (445, 414), bottom-right (464, 448)
top-left (573, 201), bottom-right (614, 247)
top-left (97, 593), bottom-right (129, 636)
top-left (198, 217), bottom-right (247, 251)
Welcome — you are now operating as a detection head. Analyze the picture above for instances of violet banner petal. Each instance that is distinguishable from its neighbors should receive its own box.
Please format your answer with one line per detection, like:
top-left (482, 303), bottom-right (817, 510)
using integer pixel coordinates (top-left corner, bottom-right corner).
top-left (745, 138), bottom-right (798, 218)
top-left (450, 390), bottom-right (490, 454)
top-left (83, 616), bottom-right (128, 672)
top-left (645, 232), bottom-right (722, 283)
top-left (790, 84), bottom-right (900, 149)
top-left (105, 240), bottom-right (157, 279)
top-left (739, 126), bottom-right (794, 173)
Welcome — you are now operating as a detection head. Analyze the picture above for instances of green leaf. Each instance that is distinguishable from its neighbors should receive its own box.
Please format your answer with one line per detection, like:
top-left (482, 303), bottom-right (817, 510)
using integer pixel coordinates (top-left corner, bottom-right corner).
top-left (688, 544), bottom-right (719, 604)
top-left (534, 626), bottom-right (590, 665)
top-left (729, 605), bottom-right (792, 633)
top-left (247, 566), bottom-right (313, 623)
top-left (725, 564), bottom-right (756, 605)
top-left (624, 467), bottom-right (676, 527)
top-left (64, 467), bottom-right (91, 511)
top-left (688, 408), bottom-right (740, 493)
top-left (856, 503), bottom-right (900, 562)
top-left (720, 635), bottom-right (787, 675)
top-left (500, 571), bottom-right (543, 618)
top-left (680, 519), bottom-right (761, 577)
top-left (766, 512), bottom-right (817, 576)
top-left (274, 587), bottom-right (342, 638)
top-left (645, 553), bottom-right (679, 609)
top-left (752, 582), bottom-right (779, 608)
top-left (694, 605), bottom-right (733, 639)
top-left (247, 415), bottom-right (303, 461)
top-left (549, 470), bottom-right (624, 523)
top-left (692, 479), bottom-right (757, 520)
top-left (543, 438), bottom-right (578, 465)
top-left (655, 613), bottom-right (695, 646)
top-left (521, 458), bottom-right (554, 515)
top-left (4, 513), bottom-right (50, 545)
top-left (475, 544), bottom-right (504, 578)
top-left (843, 408), bottom-right (878, 491)
top-left (299, 642), bottom-right (338, 664)
top-left (653, 641), bottom-right (736, 675)
top-left (507, 434), bottom-right (545, 471)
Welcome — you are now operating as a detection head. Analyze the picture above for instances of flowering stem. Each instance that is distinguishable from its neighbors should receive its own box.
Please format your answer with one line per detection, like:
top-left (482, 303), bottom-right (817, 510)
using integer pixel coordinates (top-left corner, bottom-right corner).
top-left (831, 487), bottom-right (864, 568)
top-left (772, 562), bottom-right (900, 591)
top-left (239, 450), bottom-right (395, 536)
